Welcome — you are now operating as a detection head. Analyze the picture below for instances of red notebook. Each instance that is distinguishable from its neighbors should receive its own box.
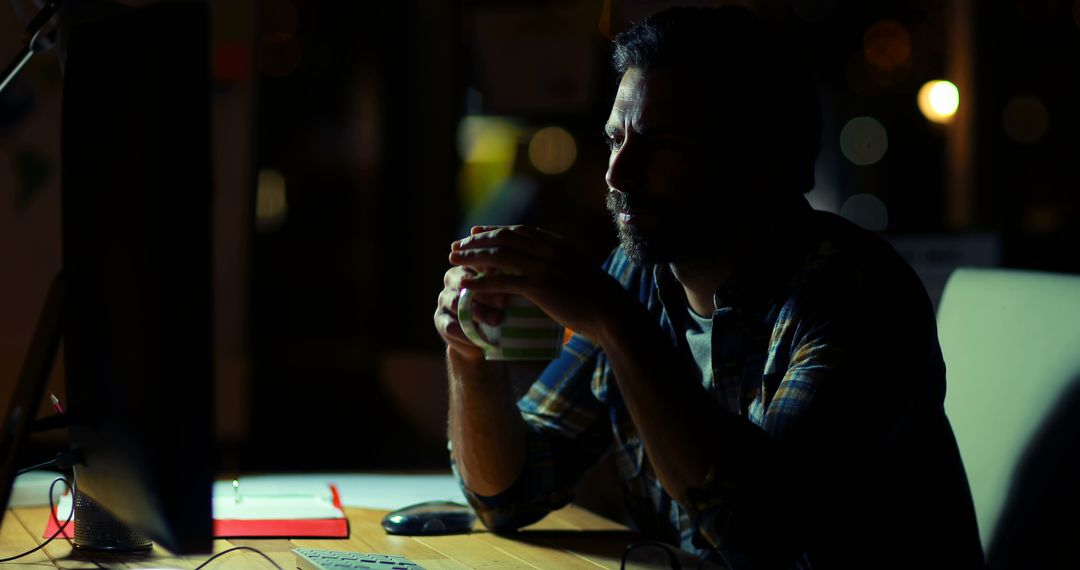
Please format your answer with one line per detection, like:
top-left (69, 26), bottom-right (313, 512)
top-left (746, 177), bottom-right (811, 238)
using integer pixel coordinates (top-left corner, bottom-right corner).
top-left (44, 484), bottom-right (348, 539)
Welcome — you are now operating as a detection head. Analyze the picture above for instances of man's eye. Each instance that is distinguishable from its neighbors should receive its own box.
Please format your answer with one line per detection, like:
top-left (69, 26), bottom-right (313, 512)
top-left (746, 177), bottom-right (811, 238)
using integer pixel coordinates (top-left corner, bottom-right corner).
top-left (606, 136), bottom-right (623, 151)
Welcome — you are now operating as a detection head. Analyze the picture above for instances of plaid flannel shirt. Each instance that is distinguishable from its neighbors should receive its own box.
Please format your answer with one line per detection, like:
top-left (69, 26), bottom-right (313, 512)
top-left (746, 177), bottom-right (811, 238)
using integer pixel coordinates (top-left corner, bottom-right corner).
top-left (451, 210), bottom-right (983, 568)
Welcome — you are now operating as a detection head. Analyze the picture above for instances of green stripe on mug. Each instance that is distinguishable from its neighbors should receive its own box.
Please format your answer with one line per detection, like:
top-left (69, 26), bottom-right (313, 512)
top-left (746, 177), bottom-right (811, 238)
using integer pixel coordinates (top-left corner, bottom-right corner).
top-left (458, 287), bottom-right (563, 361)
top-left (501, 327), bottom-right (560, 339)
top-left (501, 347), bottom-right (560, 358)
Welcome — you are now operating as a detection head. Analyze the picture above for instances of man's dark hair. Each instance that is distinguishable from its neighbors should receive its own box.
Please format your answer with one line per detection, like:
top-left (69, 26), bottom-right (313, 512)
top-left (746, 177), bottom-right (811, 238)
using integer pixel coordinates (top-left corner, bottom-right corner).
top-left (612, 6), bottom-right (822, 194)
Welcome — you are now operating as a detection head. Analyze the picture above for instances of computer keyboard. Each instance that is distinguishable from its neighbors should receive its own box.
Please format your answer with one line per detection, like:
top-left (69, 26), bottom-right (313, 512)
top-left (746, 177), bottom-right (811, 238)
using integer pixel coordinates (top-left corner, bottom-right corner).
top-left (292, 547), bottom-right (424, 570)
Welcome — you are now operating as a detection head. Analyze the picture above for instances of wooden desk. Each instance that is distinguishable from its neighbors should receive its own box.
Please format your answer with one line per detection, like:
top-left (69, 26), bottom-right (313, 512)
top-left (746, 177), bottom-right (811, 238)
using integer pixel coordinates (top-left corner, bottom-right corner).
top-left (2, 504), bottom-right (715, 569)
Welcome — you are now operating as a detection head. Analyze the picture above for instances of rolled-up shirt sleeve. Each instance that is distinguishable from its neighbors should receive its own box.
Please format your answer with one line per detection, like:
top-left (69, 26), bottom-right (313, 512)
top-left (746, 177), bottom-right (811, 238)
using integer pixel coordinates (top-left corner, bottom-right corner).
top-left (451, 332), bottom-right (613, 532)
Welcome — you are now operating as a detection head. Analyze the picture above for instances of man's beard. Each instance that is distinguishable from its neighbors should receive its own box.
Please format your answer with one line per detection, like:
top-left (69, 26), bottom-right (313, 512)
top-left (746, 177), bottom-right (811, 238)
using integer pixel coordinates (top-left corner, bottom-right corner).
top-left (606, 191), bottom-right (684, 265)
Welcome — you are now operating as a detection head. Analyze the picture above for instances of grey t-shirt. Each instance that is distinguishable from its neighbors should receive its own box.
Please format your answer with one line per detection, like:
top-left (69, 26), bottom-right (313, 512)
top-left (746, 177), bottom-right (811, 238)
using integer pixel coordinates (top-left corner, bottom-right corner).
top-left (684, 306), bottom-right (714, 390)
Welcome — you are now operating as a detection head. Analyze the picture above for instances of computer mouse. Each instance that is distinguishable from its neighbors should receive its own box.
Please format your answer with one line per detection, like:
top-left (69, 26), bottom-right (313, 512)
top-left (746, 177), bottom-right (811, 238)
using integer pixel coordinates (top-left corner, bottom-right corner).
top-left (381, 500), bottom-right (476, 536)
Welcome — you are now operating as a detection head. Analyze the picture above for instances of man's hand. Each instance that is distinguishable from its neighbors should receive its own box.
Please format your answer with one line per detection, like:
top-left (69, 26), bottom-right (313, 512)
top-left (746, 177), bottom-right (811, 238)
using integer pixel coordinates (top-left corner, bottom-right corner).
top-left (448, 225), bottom-right (631, 344)
top-left (434, 236), bottom-right (511, 360)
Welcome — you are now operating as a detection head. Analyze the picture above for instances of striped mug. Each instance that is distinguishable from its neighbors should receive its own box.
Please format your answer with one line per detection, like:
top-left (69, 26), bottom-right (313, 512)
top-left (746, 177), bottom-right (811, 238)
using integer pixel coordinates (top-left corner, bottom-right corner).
top-left (457, 289), bottom-right (563, 361)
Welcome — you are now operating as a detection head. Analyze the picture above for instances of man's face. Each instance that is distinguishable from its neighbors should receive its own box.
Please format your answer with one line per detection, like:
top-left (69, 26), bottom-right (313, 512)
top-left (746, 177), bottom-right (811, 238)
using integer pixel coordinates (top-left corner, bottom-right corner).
top-left (604, 67), bottom-right (754, 265)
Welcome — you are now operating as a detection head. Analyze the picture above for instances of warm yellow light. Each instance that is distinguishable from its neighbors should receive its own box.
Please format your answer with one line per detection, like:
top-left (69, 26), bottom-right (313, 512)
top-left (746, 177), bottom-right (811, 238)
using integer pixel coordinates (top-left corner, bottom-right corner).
top-left (918, 80), bottom-right (959, 124)
top-left (256, 169), bottom-right (288, 231)
top-left (456, 116), bottom-right (520, 208)
top-left (460, 116), bottom-right (518, 164)
top-left (528, 126), bottom-right (577, 175)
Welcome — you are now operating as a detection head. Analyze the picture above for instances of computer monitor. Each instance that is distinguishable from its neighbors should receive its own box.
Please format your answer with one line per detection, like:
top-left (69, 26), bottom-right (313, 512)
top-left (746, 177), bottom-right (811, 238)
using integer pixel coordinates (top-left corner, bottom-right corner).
top-left (59, 0), bottom-right (214, 554)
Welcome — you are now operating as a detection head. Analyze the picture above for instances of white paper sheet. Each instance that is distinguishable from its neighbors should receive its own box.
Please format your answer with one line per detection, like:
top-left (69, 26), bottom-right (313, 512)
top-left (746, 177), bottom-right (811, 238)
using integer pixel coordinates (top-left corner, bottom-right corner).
top-left (211, 478), bottom-right (344, 520)
top-left (212, 496), bottom-right (343, 520)
top-left (228, 473), bottom-right (467, 511)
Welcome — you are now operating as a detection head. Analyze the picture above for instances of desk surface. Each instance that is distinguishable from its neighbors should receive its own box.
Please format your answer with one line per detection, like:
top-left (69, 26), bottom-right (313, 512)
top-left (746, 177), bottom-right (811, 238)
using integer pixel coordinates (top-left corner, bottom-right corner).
top-left (2, 504), bottom-right (713, 569)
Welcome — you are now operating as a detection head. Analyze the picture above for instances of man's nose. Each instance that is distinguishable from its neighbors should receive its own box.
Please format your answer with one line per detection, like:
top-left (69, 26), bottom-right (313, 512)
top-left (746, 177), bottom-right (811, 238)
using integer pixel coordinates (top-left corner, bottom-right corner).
top-left (605, 143), bottom-right (637, 194)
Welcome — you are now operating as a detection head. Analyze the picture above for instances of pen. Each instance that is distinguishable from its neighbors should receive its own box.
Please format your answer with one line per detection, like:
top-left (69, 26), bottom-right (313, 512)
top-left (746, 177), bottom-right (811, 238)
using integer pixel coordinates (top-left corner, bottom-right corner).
top-left (49, 392), bottom-right (65, 415)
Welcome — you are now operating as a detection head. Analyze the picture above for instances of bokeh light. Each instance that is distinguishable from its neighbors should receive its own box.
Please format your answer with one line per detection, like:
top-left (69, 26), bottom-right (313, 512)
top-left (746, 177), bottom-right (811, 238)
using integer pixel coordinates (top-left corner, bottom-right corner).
top-left (863, 20), bottom-right (912, 72)
top-left (256, 169), bottom-right (288, 232)
top-left (456, 116), bottom-right (520, 208)
top-left (917, 80), bottom-right (960, 124)
top-left (840, 193), bottom-right (889, 231)
top-left (1002, 95), bottom-right (1049, 144)
top-left (528, 126), bottom-right (577, 175)
top-left (457, 116), bottom-right (517, 162)
top-left (840, 117), bottom-right (888, 166)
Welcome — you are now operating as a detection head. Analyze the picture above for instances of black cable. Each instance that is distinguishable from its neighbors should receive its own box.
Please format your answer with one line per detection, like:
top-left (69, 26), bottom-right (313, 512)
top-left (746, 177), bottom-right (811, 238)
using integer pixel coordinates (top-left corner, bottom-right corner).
top-left (192, 546), bottom-right (284, 570)
top-left (14, 458), bottom-right (57, 477)
top-left (15, 451), bottom-right (84, 477)
top-left (0, 476), bottom-right (73, 563)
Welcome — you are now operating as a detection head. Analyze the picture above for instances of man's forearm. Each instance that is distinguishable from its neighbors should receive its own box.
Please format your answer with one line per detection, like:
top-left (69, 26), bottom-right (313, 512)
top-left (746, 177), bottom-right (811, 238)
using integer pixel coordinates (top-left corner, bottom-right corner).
top-left (595, 301), bottom-right (775, 504)
top-left (447, 348), bottom-right (528, 497)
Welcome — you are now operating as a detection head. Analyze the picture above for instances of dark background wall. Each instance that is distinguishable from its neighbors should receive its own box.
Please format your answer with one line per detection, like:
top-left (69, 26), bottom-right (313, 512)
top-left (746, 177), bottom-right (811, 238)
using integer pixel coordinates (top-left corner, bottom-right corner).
top-left (1, 0), bottom-right (1078, 471)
